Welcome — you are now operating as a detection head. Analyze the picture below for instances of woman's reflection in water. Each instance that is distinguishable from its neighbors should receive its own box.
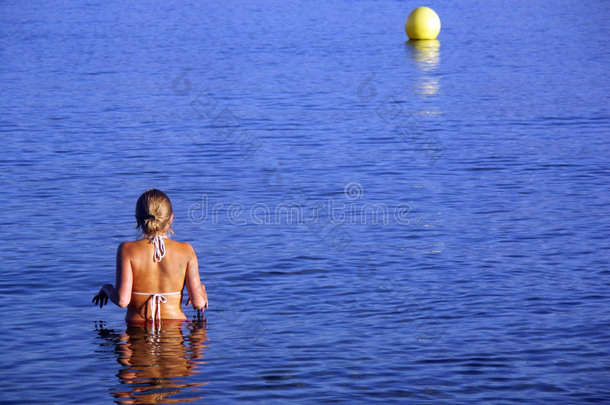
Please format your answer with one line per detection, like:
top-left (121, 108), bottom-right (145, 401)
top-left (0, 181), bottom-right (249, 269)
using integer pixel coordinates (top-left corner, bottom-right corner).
top-left (96, 320), bottom-right (208, 404)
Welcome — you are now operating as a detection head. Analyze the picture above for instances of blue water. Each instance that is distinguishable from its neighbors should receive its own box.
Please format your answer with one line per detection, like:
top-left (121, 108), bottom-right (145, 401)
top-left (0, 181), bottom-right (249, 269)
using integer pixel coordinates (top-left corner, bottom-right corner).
top-left (1, 0), bottom-right (609, 403)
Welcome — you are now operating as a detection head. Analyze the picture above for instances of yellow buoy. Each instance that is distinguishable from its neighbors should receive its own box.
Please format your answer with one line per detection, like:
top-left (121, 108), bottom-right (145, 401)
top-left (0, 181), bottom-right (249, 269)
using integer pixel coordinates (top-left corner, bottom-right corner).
top-left (405, 7), bottom-right (441, 40)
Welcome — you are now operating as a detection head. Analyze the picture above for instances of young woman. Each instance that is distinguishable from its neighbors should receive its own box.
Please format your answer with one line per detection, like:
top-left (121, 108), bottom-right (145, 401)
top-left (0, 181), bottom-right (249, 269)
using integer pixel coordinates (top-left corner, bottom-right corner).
top-left (93, 189), bottom-right (208, 329)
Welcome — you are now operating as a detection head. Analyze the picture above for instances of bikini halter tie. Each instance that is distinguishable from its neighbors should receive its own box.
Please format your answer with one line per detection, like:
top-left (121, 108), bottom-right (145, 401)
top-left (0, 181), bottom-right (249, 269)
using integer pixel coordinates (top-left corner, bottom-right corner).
top-left (151, 235), bottom-right (167, 262)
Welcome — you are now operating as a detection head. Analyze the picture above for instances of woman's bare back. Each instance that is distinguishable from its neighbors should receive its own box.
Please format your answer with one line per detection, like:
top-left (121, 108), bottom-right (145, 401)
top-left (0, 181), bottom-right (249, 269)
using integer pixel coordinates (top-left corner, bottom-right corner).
top-left (123, 238), bottom-right (197, 322)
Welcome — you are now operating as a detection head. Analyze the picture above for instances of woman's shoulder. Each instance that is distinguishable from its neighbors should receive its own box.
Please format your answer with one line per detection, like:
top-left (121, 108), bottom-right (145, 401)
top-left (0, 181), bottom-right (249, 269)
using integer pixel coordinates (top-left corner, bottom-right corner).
top-left (116, 240), bottom-right (143, 254)
top-left (167, 239), bottom-right (196, 254)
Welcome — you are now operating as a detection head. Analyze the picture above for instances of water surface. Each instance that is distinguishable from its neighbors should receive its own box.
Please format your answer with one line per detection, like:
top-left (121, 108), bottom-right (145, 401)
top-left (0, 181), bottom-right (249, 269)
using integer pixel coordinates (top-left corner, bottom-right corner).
top-left (1, 0), bottom-right (609, 403)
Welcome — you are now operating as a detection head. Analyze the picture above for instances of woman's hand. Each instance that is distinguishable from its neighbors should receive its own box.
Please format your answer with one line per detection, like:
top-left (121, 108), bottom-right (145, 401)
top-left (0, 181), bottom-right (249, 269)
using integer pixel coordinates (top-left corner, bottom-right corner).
top-left (186, 284), bottom-right (208, 311)
top-left (92, 284), bottom-right (112, 308)
top-left (201, 285), bottom-right (209, 310)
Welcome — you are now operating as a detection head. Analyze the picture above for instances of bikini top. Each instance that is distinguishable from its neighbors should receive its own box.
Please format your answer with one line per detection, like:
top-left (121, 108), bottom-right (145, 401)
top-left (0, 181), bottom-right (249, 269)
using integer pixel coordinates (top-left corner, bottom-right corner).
top-left (150, 234), bottom-right (167, 263)
top-left (132, 291), bottom-right (181, 333)
top-left (131, 234), bottom-right (181, 332)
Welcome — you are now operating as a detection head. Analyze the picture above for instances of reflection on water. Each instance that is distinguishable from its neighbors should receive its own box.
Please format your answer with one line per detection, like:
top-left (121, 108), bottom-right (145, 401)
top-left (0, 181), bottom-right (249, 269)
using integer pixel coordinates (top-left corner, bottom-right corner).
top-left (95, 321), bottom-right (208, 404)
top-left (406, 39), bottom-right (441, 96)
top-left (404, 39), bottom-right (443, 158)
top-left (415, 76), bottom-right (440, 96)
top-left (406, 39), bottom-right (440, 70)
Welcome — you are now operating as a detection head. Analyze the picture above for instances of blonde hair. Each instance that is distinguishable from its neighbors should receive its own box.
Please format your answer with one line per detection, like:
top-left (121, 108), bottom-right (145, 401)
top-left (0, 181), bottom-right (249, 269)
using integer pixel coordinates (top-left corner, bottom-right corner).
top-left (135, 189), bottom-right (174, 236)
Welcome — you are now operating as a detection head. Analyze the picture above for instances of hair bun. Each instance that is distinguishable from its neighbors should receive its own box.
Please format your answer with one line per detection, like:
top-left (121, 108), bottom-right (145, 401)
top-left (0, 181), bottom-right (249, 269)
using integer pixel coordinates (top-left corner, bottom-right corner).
top-left (135, 189), bottom-right (174, 236)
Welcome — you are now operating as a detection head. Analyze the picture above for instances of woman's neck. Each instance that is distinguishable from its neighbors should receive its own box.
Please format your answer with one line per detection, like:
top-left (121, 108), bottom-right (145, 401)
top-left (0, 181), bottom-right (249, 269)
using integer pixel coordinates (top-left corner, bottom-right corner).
top-left (143, 233), bottom-right (168, 239)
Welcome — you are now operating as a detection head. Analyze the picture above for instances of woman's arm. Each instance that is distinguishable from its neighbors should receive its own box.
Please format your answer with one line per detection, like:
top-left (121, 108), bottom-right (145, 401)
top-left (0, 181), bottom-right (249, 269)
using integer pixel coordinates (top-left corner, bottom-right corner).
top-left (187, 284), bottom-right (208, 310)
top-left (92, 243), bottom-right (133, 308)
top-left (185, 245), bottom-right (208, 311)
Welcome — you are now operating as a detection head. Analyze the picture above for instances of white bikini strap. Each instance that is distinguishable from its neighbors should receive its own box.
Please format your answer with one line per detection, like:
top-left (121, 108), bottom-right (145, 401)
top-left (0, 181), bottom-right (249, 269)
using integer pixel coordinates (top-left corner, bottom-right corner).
top-left (149, 293), bottom-right (166, 333)
top-left (151, 235), bottom-right (167, 262)
top-left (132, 291), bottom-right (181, 333)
